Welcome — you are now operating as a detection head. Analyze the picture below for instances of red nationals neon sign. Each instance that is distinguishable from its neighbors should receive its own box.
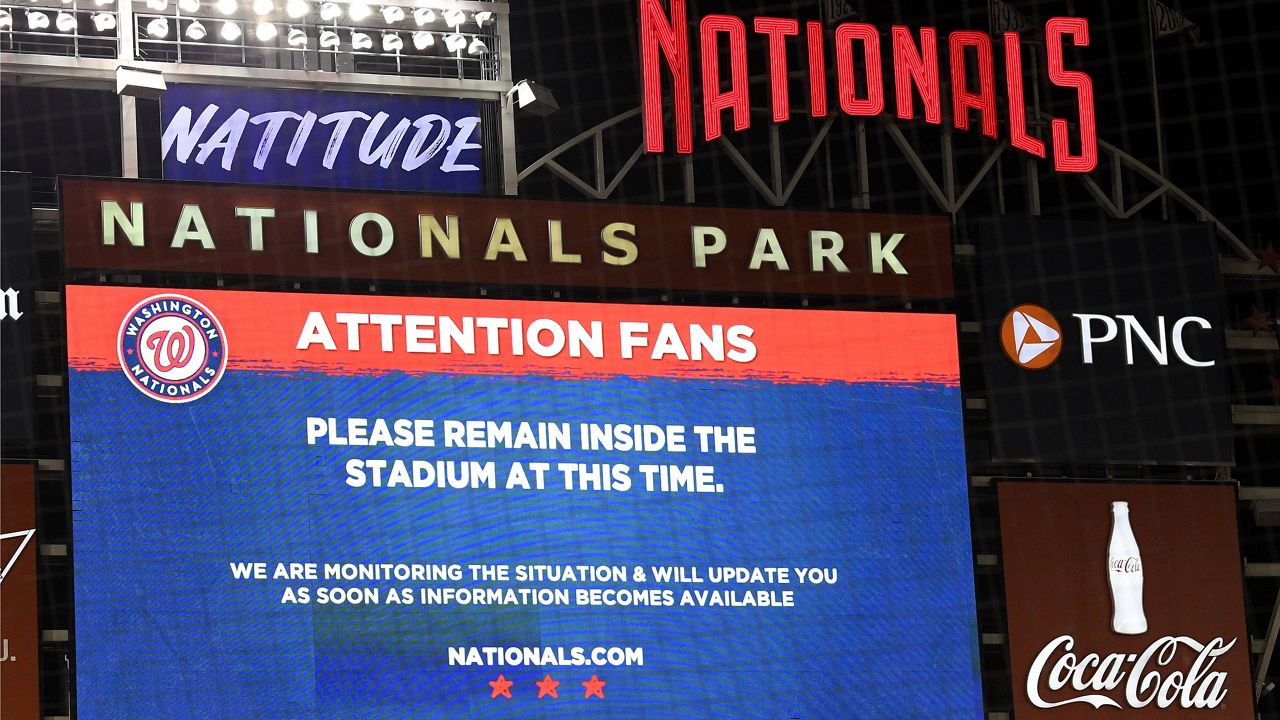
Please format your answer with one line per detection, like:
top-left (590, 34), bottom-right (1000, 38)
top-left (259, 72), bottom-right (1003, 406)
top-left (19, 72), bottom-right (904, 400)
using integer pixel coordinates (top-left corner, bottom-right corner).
top-left (640, 0), bottom-right (1097, 173)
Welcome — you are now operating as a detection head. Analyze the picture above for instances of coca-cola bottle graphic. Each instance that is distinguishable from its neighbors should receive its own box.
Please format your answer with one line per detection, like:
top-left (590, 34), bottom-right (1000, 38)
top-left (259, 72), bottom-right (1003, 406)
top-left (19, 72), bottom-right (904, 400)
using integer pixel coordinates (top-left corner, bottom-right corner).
top-left (1108, 501), bottom-right (1147, 634)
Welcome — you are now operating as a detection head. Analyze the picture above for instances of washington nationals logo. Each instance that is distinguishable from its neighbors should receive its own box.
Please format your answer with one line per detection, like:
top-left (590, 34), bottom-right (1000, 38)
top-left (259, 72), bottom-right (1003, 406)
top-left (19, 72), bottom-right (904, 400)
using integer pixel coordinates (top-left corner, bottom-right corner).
top-left (117, 294), bottom-right (227, 403)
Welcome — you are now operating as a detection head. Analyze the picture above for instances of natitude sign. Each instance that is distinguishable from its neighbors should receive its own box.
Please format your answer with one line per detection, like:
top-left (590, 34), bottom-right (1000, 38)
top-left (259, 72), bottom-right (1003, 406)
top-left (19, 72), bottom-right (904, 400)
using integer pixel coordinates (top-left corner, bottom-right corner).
top-left (161, 85), bottom-right (485, 194)
top-left (639, 0), bottom-right (1097, 172)
top-left (999, 481), bottom-right (1253, 719)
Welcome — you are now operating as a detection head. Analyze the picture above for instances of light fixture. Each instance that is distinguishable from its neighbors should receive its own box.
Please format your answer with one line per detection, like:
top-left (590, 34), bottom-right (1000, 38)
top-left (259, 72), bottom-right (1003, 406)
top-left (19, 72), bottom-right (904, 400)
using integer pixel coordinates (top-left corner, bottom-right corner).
top-left (507, 79), bottom-right (560, 116)
top-left (379, 4), bottom-right (401, 23)
top-left (145, 0), bottom-right (167, 10)
top-left (178, 0), bottom-right (199, 12)
top-left (318, 1), bottom-right (337, 19)
top-left (94, 0), bottom-right (114, 7)
top-left (286, 25), bottom-right (304, 45)
top-left (381, 30), bottom-right (400, 51)
top-left (350, 29), bottom-right (370, 48)
top-left (466, 35), bottom-right (485, 55)
top-left (26, 9), bottom-right (49, 28)
top-left (254, 19), bottom-right (274, 39)
top-left (441, 7), bottom-right (462, 27)
top-left (411, 6), bottom-right (430, 25)
top-left (145, 16), bottom-right (168, 37)
top-left (54, 9), bottom-right (75, 31)
top-left (347, 0), bottom-right (368, 20)
top-left (116, 66), bottom-right (167, 98)
top-left (473, 10), bottom-right (490, 27)
top-left (410, 29), bottom-right (431, 48)
top-left (318, 27), bottom-right (337, 46)
top-left (185, 18), bottom-right (205, 38)
top-left (0, 9), bottom-right (13, 29)
top-left (285, 0), bottom-right (306, 17)
top-left (91, 10), bottom-right (115, 30)
top-left (251, 0), bottom-right (271, 15)
top-left (442, 31), bottom-right (463, 52)
top-left (219, 18), bottom-right (239, 39)
top-left (215, 0), bottom-right (236, 14)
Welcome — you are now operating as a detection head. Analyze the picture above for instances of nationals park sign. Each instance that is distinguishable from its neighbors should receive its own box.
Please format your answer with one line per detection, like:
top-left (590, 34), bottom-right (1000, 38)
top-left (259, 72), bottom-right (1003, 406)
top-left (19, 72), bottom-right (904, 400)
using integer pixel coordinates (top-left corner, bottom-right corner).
top-left (639, 0), bottom-right (1098, 173)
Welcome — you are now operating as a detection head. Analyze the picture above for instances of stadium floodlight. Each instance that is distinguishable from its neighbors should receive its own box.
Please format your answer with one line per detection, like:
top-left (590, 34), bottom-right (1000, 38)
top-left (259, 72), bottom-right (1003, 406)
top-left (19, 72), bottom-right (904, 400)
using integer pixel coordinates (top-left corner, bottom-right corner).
top-left (347, 0), bottom-right (368, 20)
top-left (410, 28), bottom-right (431, 48)
top-left (91, 10), bottom-right (115, 29)
top-left (185, 18), bottom-right (206, 37)
top-left (25, 9), bottom-right (49, 28)
top-left (252, 0), bottom-right (272, 15)
top-left (318, 27), bottom-right (337, 46)
top-left (145, 16), bottom-right (168, 36)
top-left (145, 0), bottom-right (167, 10)
top-left (55, 10), bottom-right (76, 31)
top-left (473, 10), bottom-right (490, 27)
top-left (116, 65), bottom-right (166, 98)
top-left (178, 0), bottom-right (200, 12)
top-left (219, 18), bottom-right (239, 39)
top-left (467, 35), bottom-right (485, 55)
top-left (0, 9), bottom-right (12, 29)
top-left (286, 25), bottom-right (304, 45)
top-left (215, 0), bottom-right (236, 13)
top-left (285, 0), bottom-right (306, 18)
top-left (318, 1), bottom-right (337, 19)
top-left (441, 7), bottom-right (461, 27)
top-left (381, 30), bottom-right (400, 51)
top-left (350, 29), bottom-right (370, 48)
top-left (507, 79), bottom-right (559, 116)
top-left (380, 5), bottom-right (401, 23)
top-left (410, 6), bottom-right (431, 25)
top-left (254, 19), bottom-right (275, 39)
top-left (442, 31), bottom-right (463, 52)
top-left (94, 0), bottom-right (114, 7)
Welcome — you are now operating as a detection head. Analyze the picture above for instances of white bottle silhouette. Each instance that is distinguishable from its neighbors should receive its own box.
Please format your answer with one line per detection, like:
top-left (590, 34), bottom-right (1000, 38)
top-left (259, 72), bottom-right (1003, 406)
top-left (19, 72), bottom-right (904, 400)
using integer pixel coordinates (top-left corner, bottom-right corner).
top-left (1108, 501), bottom-right (1148, 635)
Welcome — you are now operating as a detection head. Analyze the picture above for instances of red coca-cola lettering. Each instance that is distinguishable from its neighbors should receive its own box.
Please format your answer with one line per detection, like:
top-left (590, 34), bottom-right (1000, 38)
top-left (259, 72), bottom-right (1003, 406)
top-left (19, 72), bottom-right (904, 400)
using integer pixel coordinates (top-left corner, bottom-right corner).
top-left (146, 325), bottom-right (197, 372)
top-left (638, 0), bottom-right (1098, 172)
top-left (1027, 635), bottom-right (1234, 710)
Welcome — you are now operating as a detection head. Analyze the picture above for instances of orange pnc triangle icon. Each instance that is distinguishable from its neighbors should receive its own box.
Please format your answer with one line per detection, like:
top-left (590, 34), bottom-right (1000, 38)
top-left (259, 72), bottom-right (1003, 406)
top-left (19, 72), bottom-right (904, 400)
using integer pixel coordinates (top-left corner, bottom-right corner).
top-left (1000, 304), bottom-right (1063, 370)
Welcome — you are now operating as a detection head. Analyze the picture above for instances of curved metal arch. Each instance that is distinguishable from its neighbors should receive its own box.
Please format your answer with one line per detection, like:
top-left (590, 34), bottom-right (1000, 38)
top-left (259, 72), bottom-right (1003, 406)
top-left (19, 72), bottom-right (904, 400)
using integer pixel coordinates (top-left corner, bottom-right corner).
top-left (517, 107), bottom-right (1256, 262)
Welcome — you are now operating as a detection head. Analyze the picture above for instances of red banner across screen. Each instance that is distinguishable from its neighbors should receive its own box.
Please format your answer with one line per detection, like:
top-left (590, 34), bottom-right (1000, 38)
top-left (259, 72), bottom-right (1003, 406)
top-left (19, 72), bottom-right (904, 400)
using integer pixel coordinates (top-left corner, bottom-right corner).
top-left (66, 285), bottom-right (959, 385)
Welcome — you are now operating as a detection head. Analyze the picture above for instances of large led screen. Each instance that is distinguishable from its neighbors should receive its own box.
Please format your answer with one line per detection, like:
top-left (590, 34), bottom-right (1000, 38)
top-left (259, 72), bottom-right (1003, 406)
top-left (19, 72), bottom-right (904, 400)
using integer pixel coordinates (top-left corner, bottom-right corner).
top-left (67, 285), bottom-right (982, 719)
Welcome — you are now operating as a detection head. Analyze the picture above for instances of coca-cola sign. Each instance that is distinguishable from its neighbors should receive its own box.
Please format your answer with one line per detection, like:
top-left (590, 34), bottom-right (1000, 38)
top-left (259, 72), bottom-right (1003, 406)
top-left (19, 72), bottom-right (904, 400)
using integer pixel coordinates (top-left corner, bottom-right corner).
top-left (1028, 635), bottom-right (1234, 710)
top-left (998, 481), bottom-right (1253, 719)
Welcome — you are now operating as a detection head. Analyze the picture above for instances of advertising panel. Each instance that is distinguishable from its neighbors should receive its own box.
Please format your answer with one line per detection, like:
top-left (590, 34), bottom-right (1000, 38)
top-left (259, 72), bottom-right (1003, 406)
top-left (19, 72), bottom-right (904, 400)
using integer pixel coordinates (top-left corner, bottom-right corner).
top-left (979, 219), bottom-right (1231, 465)
top-left (1, 462), bottom-right (39, 720)
top-left (60, 178), bottom-right (955, 299)
top-left (67, 285), bottom-right (982, 719)
top-left (998, 481), bottom-right (1252, 719)
top-left (161, 85), bottom-right (485, 194)
top-left (1, 172), bottom-right (35, 449)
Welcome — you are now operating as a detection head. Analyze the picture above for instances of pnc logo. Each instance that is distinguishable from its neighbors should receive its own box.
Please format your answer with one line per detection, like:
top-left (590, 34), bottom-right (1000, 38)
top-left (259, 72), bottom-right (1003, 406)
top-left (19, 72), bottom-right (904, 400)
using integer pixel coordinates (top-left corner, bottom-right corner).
top-left (1000, 304), bottom-right (1062, 370)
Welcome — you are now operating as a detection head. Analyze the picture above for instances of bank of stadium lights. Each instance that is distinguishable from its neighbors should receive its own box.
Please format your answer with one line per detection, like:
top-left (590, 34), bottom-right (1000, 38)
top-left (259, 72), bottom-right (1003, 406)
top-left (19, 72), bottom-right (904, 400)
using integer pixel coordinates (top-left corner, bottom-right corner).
top-left (26, 9), bottom-right (49, 28)
top-left (285, 0), bottom-right (305, 18)
top-left (251, 0), bottom-right (270, 14)
top-left (145, 15), bottom-right (167, 36)
top-left (92, 10), bottom-right (115, 29)
top-left (178, 0), bottom-right (199, 13)
top-left (185, 17), bottom-right (204, 37)
top-left (218, 17), bottom-right (237, 39)
top-left (411, 6), bottom-right (431, 25)
top-left (318, 27), bottom-right (336, 46)
top-left (346, 0), bottom-right (367, 20)
top-left (55, 9), bottom-right (75, 30)
top-left (253, 18), bottom-right (273, 39)
top-left (215, 0), bottom-right (235, 14)
top-left (411, 28), bottom-right (430, 48)
top-left (286, 24), bottom-right (303, 45)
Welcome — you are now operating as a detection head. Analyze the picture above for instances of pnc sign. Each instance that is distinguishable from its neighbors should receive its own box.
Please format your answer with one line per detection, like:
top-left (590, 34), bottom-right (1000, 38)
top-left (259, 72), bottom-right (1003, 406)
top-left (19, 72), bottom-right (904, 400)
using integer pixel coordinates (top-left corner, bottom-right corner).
top-left (639, 0), bottom-right (1097, 172)
top-left (1000, 304), bottom-right (1215, 371)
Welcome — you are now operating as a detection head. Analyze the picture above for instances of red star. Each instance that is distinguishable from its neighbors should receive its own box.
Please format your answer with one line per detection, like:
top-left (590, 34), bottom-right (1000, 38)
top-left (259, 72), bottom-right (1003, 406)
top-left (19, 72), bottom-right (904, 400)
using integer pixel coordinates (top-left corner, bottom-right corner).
top-left (582, 674), bottom-right (606, 699)
top-left (488, 674), bottom-right (513, 699)
top-left (211, 350), bottom-right (220, 357)
top-left (1258, 245), bottom-right (1280, 274)
top-left (535, 674), bottom-right (560, 699)
top-left (126, 348), bottom-right (134, 355)
top-left (1251, 306), bottom-right (1273, 336)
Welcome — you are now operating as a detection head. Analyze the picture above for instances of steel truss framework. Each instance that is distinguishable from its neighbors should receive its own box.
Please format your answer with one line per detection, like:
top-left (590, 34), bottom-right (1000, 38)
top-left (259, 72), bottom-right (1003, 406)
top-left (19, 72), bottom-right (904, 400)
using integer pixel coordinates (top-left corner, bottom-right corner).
top-left (518, 106), bottom-right (1257, 262)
